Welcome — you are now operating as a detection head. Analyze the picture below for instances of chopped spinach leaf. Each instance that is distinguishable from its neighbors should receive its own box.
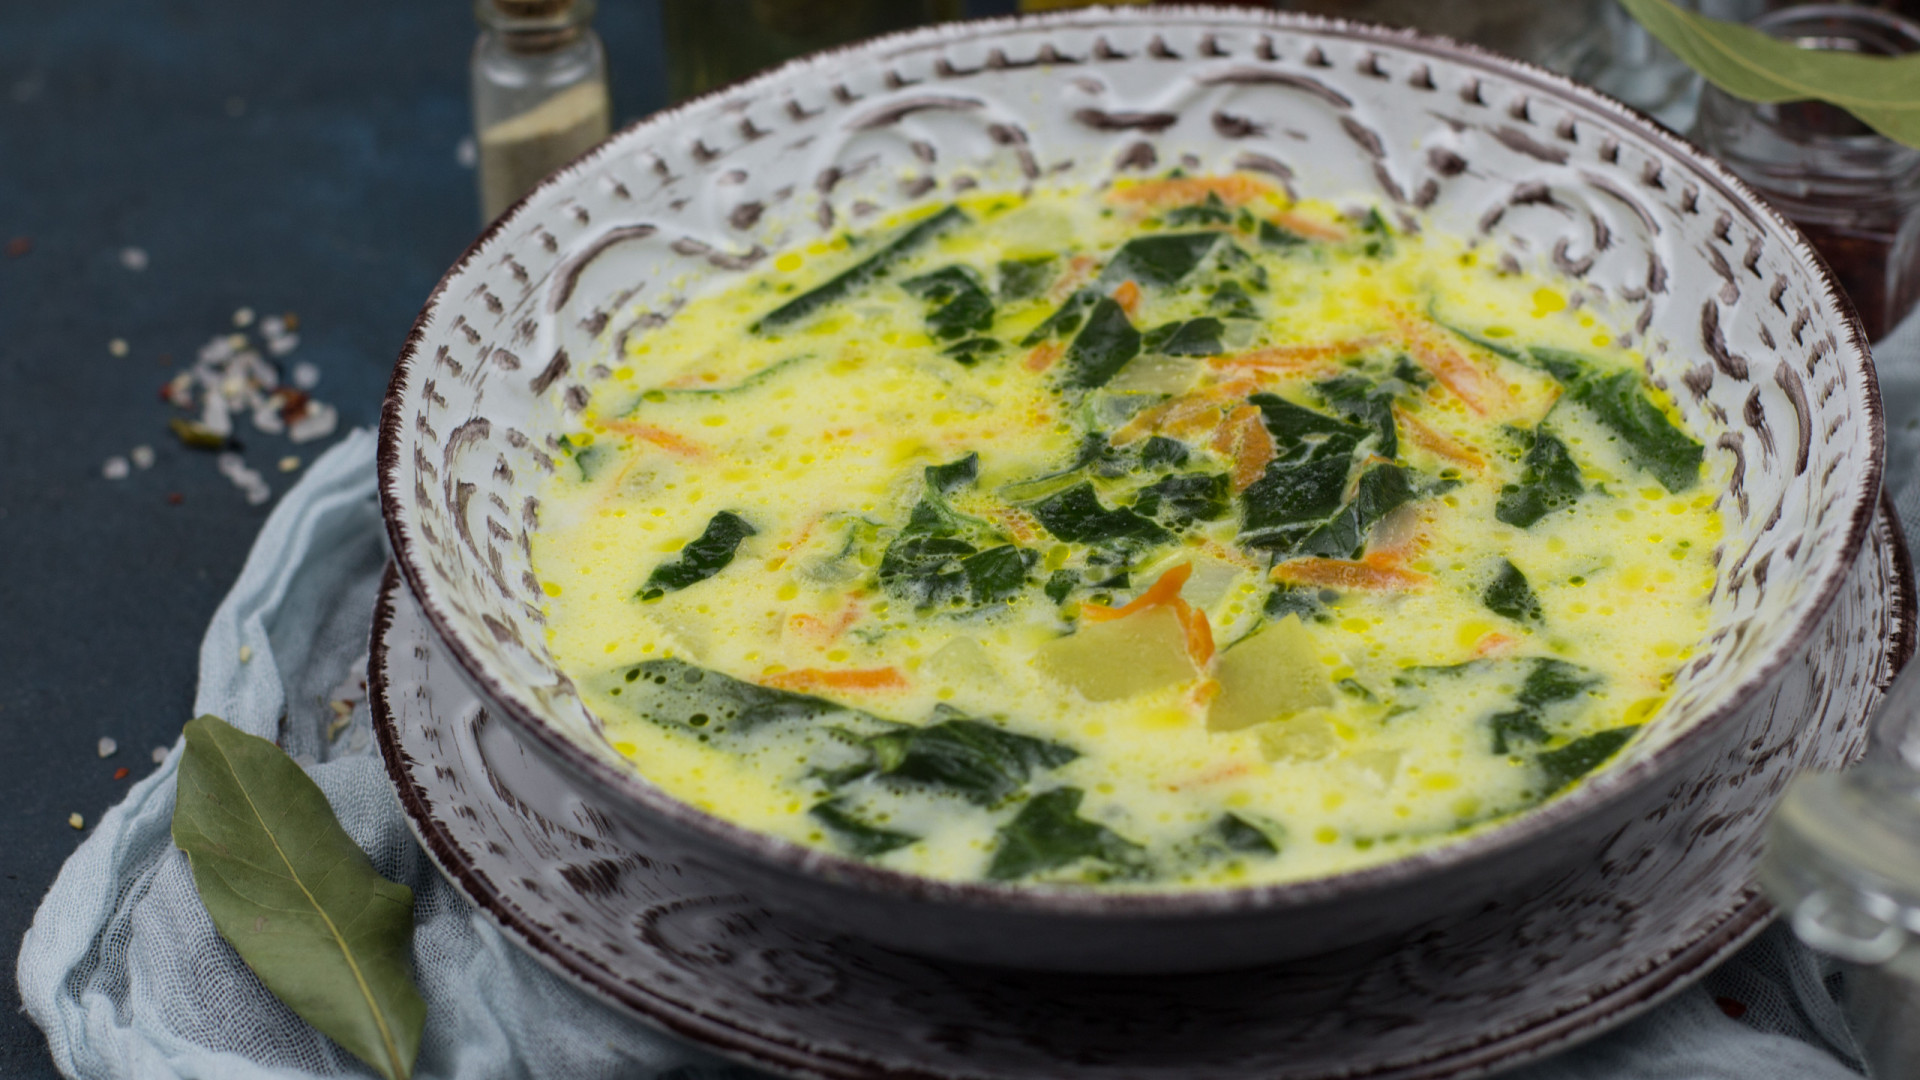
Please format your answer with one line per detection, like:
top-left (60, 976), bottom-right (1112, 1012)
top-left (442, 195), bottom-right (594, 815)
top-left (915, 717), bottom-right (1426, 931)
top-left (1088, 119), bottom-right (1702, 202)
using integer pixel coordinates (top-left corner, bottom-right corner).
top-left (1488, 709), bottom-right (1551, 755)
top-left (1240, 453), bottom-right (1353, 542)
top-left (1317, 375), bottom-right (1398, 459)
top-left (1294, 463), bottom-right (1416, 559)
top-left (1571, 371), bottom-right (1704, 493)
top-left (1139, 435), bottom-right (1190, 469)
top-left (1495, 427), bottom-right (1584, 528)
top-left (1264, 582), bottom-right (1328, 620)
top-left (1357, 207), bottom-right (1394, 258)
top-left (943, 337), bottom-right (1001, 366)
top-left (1391, 354), bottom-right (1432, 387)
top-left (1101, 232), bottom-right (1220, 288)
top-left (810, 799), bottom-right (918, 856)
top-left (639, 511), bottom-right (756, 599)
top-left (1489, 659), bottom-right (1604, 753)
top-left (607, 658), bottom-right (858, 737)
top-left (1209, 281), bottom-right (1259, 319)
top-left (1020, 288), bottom-right (1100, 347)
top-left (987, 787), bottom-right (1145, 881)
top-left (1524, 346), bottom-right (1590, 384)
top-left (962, 544), bottom-right (1039, 604)
top-left (1142, 317), bottom-right (1226, 357)
top-left (570, 442), bottom-right (612, 482)
top-left (1031, 482), bottom-right (1170, 546)
top-left (925, 453), bottom-right (979, 495)
top-left (833, 705), bottom-right (1080, 806)
top-left (902, 454), bottom-right (983, 538)
top-left (1537, 726), bottom-right (1640, 792)
top-left (1216, 812), bottom-right (1281, 855)
top-left (880, 534), bottom-right (978, 608)
top-left (1249, 392), bottom-right (1368, 453)
top-left (1061, 296), bottom-right (1142, 388)
top-left (997, 256), bottom-right (1057, 302)
top-left (1131, 472), bottom-right (1230, 526)
top-left (1258, 219), bottom-right (1309, 249)
top-left (902, 265), bottom-right (996, 342)
top-left (1431, 313), bottom-right (1521, 360)
top-left (1484, 559), bottom-right (1543, 624)
top-left (1045, 569), bottom-right (1079, 604)
top-left (753, 205), bottom-right (966, 332)
top-left (1164, 193), bottom-right (1233, 226)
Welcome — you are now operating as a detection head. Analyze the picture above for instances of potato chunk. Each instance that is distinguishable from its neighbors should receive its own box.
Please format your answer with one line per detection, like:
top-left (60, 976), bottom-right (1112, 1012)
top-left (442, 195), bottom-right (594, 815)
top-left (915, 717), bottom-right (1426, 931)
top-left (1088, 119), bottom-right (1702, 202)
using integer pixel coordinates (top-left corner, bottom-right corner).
top-left (1208, 614), bottom-right (1333, 732)
top-left (1034, 606), bottom-right (1197, 702)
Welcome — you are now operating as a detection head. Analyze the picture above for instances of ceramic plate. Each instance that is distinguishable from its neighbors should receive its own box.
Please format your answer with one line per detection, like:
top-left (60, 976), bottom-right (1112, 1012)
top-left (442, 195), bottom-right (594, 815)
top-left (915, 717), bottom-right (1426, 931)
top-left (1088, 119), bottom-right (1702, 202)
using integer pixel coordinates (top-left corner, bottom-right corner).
top-left (371, 497), bottom-right (1912, 1080)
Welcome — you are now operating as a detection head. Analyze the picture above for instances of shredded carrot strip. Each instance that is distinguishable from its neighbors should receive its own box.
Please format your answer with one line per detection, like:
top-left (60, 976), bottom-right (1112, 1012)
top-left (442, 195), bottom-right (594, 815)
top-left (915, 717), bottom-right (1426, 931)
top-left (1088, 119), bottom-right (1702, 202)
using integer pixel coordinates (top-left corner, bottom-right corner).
top-left (1394, 406), bottom-right (1485, 468)
top-left (1025, 341), bottom-right (1063, 373)
top-left (761, 667), bottom-right (907, 693)
top-left (1109, 174), bottom-right (1280, 210)
top-left (788, 599), bottom-right (863, 645)
top-left (1110, 401), bottom-right (1170, 446)
top-left (1047, 253), bottom-right (1098, 302)
top-left (1169, 759), bottom-right (1254, 791)
top-left (1270, 210), bottom-right (1349, 242)
top-left (1474, 632), bottom-right (1518, 658)
top-left (1210, 335), bottom-right (1385, 373)
top-left (1270, 556), bottom-right (1431, 592)
top-left (1185, 607), bottom-right (1216, 668)
top-left (1390, 312), bottom-right (1505, 415)
top-left (1111, 279), bottom-right (1142, 317)
top-left (1081, 563), bottom-right (1193, 623)
top-left (1209, 404), bottom-right (1275, 493)
top-left (601, 419), bottom-right (704, 457)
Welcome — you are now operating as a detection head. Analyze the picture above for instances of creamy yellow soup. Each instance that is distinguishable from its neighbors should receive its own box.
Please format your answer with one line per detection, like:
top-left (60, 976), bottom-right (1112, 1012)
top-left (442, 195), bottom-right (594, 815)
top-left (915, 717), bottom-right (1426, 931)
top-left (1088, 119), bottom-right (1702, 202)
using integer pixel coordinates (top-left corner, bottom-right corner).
top-left (532, 176), bottom-right (1719, 889)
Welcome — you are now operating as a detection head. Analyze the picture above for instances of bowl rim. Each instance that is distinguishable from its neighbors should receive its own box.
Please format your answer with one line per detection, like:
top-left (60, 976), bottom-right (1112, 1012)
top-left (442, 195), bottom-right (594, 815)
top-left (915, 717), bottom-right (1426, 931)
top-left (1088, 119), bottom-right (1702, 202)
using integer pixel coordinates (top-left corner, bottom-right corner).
top-left (379, 4), bottom-right (1885, 919)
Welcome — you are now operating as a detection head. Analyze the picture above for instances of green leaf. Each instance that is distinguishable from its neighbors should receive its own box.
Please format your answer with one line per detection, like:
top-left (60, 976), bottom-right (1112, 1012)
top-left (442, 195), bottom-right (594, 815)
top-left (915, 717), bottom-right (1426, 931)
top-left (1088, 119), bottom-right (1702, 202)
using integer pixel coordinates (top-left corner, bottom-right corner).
top-left (942, 337), bottom-right (1001, 366)
top-left (1020, 288), bottom-right (1101, 347)
top-left (1240, 453), bottom-right (1354, 545)
top-left (601, 658), bottom-right (864, 736)
top-left (880, 534), bottom-right (979, 608)
top-left (1215, 812), bottom-right (1282, 855)
top-left (833, 705), bottom-right (1080, 806)
top-left (1209, 280), bottom-right (1260, 319)
top-left (1489, 659), bottom-right (1604, 753)
top-left (902, 265), bottom-right (996, 342)
top-left (1317, 375), bottom-right (1398, 459)
top-left (961, 544), bottom-right (1039, 604)
top-left (639, 511), bottom-right (756, 600)
top-left (1061, 296), bottom-right (1143, 388)
top-left (1101, 232), bottom-right (1220, 288)
top-left (1163, 192), bottom-right (1233, 227)
top-left (567, 441), bottom-right (612, 482)
top-left (1537, 725), bottom-right (1641, 792)
top-left (1248, 392), bottom-right (1368, 452)
top-left (1045, 569), bottom-right (1079, 604)
top-left (1495, 427), bottom-right (1584, 528)
top-left (1484, 558), bottom-right (1543, 624)
top-left (753, 205), bottom-right (967, 332)
top-left (1030, 481), bottom-right (1170, 546)
top-left (171, 716), bottom-right (424, 1080)
top-left (1258, 219), bottom-right (1309, 249)
top-left (1524, 346), bottom-right (1590, 385)
top-left (1139, 435), bottom-right (1190, 470)
top-left (809, 798), bottom-right (918, 856)
top-left (1131, 472), bottom-right (1230, 526)
top-left (925, 452), bottom-right (979, 495)
top-left (997, 256), bottom-right (1057, 302)
top-left (1264, 582), bottom-right (1327, 621)
top-left (1571, 371), bottom-right (1705, 493)
top-left (1294, 463), bottom-right (1417, 559)
top-left (987, 787), bottom-right (1145, 881)
top-left (1142, 317), bottom-right (1226, 357)
top-left (1620, 0), bottom-right (1920, 149)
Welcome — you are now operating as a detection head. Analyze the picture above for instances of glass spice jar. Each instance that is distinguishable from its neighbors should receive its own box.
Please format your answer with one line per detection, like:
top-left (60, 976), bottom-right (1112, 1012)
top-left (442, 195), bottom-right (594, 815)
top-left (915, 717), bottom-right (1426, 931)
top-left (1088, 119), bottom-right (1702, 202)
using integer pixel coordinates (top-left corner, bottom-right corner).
top-left (471, 0), bottom-right (612, 222)
top-left (1691, 4), bottom-right (1920, 338)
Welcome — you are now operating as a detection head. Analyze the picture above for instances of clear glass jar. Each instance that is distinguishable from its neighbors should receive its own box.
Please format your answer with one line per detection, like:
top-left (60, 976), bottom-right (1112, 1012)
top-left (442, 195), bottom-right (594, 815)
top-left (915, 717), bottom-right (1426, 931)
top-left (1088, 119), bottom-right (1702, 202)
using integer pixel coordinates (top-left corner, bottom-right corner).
top-left (1691, 5), bottom-right (1920, 337)
top-left (472, 0), bottom-right (611, 222)
top-left (1763, 665), bottom-right (1920, 1079)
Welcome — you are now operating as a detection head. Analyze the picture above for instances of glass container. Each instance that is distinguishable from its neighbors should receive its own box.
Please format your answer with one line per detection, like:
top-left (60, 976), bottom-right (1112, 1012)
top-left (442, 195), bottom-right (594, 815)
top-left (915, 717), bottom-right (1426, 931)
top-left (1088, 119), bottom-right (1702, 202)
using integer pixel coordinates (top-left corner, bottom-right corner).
top-left (1763, 660), bottom-right (1920, 1079)
top-left (472, 0), bottom-right (612, 222)
top-left (1691, 5), bottom-right (1920, 338)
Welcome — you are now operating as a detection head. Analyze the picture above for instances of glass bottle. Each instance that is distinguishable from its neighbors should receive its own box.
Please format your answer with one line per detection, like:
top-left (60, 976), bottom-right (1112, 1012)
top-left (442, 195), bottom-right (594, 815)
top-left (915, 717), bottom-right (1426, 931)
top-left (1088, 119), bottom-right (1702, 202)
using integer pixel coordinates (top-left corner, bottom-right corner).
top-left (1691, 5), bottom-right (1920, 338)
top-left (1763, 661), bottom-right (1920, 1080)
top-left (472, 0), bottom-right (612, 222)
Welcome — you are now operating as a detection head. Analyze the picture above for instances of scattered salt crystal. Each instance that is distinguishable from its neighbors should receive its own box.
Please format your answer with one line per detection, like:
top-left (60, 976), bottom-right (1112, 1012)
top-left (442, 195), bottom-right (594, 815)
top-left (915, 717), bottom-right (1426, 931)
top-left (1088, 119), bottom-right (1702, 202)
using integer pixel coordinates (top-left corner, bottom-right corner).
top-left (68, 813), bottom-right (84, 830)
top-left (250, 398), bottom-right (286, 435)
top-left (163, 373), bottom-right (194, 407)
top-left (119, 246), bottom-right (149, 271)
top-left (216, 452), bottom-right (272, 506)
top-left (232, 307), bottom-right (255, 328)
top-left (97, 737), bottom-right (117, 758)
top-left (108, 338), bottom-right (129, 357)
top-left (291, 362), bottom-right (320, 389)
top-left (101, 456), bottom-right (130, 480)
top-left (261, 315), bottom-right (286, 337)
top-left (278, 455), bottom-right (301, 472)
top-left (199, 392), bottom-right (232, 437)
top-left (226, 332), bottom-right (248, 352)
top-left (266, 332), bottom-right (300, 357)
top-left (151, 746), bottom-right (168, 764)
top-left (238, 645), bottom-right (253, 663)
top-left (130, 445), bottom-right (155, 469)
top-left (457, 135), bottom-right (478, 169)
top-left (287, 400), bottom-right (338, 444)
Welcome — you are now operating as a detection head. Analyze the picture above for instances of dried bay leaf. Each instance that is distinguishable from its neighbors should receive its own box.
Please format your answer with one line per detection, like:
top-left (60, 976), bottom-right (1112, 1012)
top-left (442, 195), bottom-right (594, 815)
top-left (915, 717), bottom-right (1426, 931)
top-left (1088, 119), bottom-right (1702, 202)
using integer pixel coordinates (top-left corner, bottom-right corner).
top-left (1621, 0), bottom-right (1920, 148)
top-left (172, 715), bottom-right (424, 1080)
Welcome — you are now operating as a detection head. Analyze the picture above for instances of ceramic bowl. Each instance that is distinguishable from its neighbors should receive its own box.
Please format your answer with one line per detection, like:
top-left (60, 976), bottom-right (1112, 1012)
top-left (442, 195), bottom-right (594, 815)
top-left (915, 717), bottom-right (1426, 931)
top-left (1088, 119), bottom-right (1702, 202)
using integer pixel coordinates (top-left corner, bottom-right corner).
top-left (378, 6), bottom-right (1883, 972)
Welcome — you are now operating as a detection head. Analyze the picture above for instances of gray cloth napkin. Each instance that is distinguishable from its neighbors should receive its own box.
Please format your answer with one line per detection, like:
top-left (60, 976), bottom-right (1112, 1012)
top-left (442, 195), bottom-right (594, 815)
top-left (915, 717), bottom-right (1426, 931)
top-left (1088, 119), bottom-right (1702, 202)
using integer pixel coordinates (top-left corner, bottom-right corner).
top-left (20, 359), bottom-right (1917, 1076)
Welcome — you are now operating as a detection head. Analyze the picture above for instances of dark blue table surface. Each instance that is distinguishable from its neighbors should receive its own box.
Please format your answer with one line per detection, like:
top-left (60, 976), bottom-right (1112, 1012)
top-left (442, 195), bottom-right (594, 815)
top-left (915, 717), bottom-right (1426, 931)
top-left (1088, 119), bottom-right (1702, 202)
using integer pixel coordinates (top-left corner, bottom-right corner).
top-left (0, 1), bottom-right (666, 1072)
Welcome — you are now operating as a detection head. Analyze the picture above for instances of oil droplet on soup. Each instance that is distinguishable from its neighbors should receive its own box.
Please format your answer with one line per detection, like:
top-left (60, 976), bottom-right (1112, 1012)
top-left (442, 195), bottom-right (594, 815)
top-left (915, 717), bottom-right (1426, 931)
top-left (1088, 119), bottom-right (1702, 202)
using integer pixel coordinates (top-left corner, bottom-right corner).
top-left (531, 176), bottom-right (1718, 889)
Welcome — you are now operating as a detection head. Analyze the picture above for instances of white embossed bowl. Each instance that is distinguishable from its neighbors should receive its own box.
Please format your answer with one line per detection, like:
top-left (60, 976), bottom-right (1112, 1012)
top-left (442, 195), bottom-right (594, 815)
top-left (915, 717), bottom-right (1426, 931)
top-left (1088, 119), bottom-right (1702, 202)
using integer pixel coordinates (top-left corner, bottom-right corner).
top-left (378, 6), bottom-right (1883, 972)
